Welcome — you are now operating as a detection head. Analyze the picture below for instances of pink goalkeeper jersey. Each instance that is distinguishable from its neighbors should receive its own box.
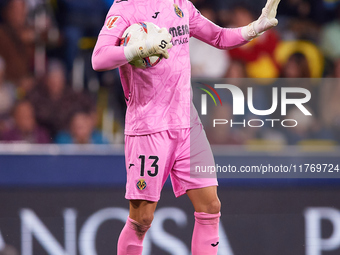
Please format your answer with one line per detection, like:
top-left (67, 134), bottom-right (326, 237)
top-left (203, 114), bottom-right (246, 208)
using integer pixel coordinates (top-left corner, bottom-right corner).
top-left (93, 0), bottom-right (248, 135)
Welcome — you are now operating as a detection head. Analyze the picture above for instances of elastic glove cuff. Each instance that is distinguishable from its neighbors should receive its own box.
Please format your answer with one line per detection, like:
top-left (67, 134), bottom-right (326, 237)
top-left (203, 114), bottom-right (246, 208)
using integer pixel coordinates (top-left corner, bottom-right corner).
top-left (241, 22), bottom-right (264, 41)
top-left (123, 45), bottom-right (138, 62)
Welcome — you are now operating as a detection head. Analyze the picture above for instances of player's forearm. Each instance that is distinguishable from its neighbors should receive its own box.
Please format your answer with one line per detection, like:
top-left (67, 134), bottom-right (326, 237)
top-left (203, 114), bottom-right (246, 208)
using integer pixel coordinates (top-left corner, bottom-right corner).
top-left (92, 34), bottom-right (129, 71)
top-left (218, 27), bottom-right (249, 50)
top-left (192, 19), bottom-right (248, 50)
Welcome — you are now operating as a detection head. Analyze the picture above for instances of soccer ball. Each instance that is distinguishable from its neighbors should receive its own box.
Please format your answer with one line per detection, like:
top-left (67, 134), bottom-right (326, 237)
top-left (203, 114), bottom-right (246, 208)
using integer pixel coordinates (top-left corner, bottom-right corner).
top-left (120, 22), bottom-right (162, 69)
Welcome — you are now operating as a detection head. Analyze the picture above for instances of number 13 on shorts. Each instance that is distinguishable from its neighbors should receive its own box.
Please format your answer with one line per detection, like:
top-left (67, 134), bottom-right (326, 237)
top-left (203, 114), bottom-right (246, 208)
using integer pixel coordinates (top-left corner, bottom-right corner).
top-left (125, 149), bottom-right (166, 201)
top-left (138, 155), bottom-right (159, 177)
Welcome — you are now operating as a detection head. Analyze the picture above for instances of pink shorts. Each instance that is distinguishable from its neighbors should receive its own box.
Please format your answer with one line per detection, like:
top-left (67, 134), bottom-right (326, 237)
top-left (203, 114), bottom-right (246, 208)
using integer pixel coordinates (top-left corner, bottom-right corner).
top-left (124, 124), bottom-right (218, 202)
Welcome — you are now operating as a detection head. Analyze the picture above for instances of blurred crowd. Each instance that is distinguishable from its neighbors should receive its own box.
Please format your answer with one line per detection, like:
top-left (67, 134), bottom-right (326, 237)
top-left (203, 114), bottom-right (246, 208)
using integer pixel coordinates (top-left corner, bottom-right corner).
top-left (0, 0), bottom-right (339, 146)
top-left (0, 0), bottom-right (114, 144)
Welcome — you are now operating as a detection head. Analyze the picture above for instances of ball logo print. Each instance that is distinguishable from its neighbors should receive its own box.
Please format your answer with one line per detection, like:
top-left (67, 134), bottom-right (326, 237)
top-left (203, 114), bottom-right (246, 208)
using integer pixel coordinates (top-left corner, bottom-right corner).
top-left (121, 22), bottom-right (163, 69)
top-left (139, 22), bottom-right (148, 33)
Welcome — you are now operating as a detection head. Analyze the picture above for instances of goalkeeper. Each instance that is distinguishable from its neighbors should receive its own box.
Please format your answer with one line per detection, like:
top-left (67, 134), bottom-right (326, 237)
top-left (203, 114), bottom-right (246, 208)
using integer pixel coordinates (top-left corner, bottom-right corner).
top-left (92, 0), bottom-right (280, 254)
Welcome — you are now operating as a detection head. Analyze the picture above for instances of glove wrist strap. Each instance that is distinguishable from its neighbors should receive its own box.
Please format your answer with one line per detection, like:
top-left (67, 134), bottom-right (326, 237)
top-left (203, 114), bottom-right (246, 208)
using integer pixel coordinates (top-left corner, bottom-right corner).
top-left (241, 21), bottom-right (264, 41)
top-left (124, 45), bottom-right (138, 62)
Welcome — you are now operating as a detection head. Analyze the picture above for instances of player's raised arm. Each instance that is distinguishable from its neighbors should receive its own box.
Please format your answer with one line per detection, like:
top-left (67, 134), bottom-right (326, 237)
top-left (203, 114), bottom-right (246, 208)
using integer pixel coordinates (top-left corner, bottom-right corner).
top-left (189, 0), bottom-right (280, 49)
top-left (241, 0), bottom-right (280, 40)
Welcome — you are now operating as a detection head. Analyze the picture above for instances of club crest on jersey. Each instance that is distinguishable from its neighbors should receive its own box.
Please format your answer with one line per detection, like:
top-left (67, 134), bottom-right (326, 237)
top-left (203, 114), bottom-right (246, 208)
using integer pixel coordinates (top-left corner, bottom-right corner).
top-left (137, 179), bottom-right (147, 190)
top-left (174, 4), bottom-right (184, 18)
top-left (106, 16), bottom-right (120, 30)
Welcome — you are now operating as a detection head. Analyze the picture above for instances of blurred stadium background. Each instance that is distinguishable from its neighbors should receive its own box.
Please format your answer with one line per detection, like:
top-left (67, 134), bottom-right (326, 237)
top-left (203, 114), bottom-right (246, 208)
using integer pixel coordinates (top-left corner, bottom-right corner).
top-left (0, 0), bottom-right (340, 254)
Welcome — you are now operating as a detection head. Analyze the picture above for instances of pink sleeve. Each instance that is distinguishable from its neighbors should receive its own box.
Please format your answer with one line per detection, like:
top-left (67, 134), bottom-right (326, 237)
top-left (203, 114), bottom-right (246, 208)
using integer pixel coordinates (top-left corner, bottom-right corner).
top-left (92, 34), bottom-right (128, 71)
top-left (188, 1), bottom-right (248, 50)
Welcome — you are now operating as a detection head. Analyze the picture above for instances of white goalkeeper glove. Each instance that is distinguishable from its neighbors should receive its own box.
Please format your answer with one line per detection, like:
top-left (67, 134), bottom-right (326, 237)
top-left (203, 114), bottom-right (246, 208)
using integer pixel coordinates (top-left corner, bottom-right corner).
top-left (241, 0), bottom-right (281, 41)
top-left (124, 25), bottom-right (173, 61)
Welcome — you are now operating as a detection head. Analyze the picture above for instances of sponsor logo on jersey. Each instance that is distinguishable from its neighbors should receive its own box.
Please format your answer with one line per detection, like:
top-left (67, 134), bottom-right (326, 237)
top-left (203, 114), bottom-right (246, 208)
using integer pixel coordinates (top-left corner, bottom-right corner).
top-left (137, 179), bottom-right (147, 190)
top-left (168, 24), bottom-right (189, 46)
top-left (169, 25), bottom-right (189, 38)
top-left (106, 16), bottom-right (120, 30)
top-left (174, 4), bottom-right (184, 18)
